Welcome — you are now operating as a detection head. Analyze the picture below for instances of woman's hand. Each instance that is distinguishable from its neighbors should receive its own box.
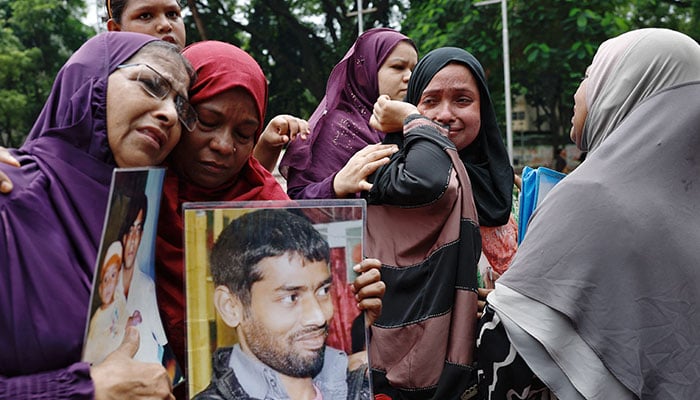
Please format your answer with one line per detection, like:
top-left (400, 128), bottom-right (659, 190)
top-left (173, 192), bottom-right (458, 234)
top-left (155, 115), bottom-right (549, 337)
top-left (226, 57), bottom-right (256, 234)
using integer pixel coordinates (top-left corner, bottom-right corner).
top-left (370, 95), bottom-right (419, 133)
top-left (0, 147), bottom-right (20, 193)
top-left (333, 143), bottom-right (397, 197)
top-left (254, 114), bottom-right (309, 172)
top-left (477, 288), bottom-right (493, 319)
top-left (91, 327), bottom-right (174, 400)
top-left (350, 258), bottom-right (385, 327)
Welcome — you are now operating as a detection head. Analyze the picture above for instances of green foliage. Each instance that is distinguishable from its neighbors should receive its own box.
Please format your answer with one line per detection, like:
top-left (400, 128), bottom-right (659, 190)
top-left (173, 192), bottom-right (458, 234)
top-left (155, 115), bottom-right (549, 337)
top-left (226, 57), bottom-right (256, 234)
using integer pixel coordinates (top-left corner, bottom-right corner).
top-left (0, 0), bottom-right (93, 146)
top-left (182, 0), bottom-right (700, 133)
top-left (506, 0), bottom-right (624, 144)
top-left (402, 0), bottom-right (481, 53)
top-left (403, 0), bottom-right (699, 148)
top-left (2, 0), bottom-right (699, 147)
top-left (185, 0), bottom-right (406, 120)
top-left (0, 27), bottom-right (33, 146)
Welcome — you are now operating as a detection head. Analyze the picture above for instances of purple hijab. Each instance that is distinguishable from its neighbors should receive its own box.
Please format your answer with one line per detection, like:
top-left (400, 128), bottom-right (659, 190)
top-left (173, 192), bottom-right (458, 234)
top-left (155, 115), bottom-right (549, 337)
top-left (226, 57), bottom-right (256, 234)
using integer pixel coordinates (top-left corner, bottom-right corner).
top-left (280, 28), bottom-right (416, 199)
top-left (0, 32), bottom-right (157, 398)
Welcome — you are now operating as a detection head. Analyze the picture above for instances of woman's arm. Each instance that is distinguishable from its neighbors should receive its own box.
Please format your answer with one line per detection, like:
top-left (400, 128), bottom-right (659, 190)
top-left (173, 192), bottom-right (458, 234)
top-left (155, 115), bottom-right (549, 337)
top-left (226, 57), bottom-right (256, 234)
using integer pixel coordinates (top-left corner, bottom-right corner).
top-left (253, 114), bottom-right (309, 173)
top-left (0, 363), bottom-right (93, 400)
top-left (332, 144), bottom-right (398, 198)
top-left (1, 328), bottom-right (174, 400)
top-left (286, 140), bottom-right (397, 200)
top-left (370, 95), bottom-right (419, 133)
top-left (366, 115), bottom-right (455, 206)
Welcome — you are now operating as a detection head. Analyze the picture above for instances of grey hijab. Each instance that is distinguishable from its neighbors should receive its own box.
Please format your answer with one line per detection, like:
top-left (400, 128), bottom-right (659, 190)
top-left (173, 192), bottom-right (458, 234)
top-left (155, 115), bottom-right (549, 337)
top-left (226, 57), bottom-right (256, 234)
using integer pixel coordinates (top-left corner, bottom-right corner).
top-left (496, 29), bottom-right (700, 398)
top-left (581, 28), bottom-right (700, 152)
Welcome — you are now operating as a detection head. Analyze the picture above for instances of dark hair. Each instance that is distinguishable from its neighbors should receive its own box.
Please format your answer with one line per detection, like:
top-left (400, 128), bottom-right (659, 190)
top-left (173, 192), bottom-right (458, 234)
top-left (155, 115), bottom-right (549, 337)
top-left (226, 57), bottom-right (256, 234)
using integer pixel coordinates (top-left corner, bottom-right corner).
top-left (119, 192), bottom-right (148, 239)
top-left (107, 0), bottom-right (183, 24)
top-left (106, 0), bottom-right (127, 23)
top-left (210, 209), bottom-right (330, 307)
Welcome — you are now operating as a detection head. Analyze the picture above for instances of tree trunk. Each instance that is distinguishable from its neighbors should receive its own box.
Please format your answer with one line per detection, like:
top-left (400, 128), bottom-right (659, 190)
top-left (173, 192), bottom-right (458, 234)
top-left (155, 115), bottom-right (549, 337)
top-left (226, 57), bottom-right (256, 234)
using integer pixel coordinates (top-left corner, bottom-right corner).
top-left (187, 0), bottom-right (208, 41)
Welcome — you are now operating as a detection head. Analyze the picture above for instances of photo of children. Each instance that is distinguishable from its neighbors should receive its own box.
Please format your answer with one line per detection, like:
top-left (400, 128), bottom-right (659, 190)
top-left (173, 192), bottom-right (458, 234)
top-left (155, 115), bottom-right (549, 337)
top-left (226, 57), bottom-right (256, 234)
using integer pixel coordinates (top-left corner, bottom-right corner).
top-left (82, 168), bottom-right (182, 386)
top-left (83, 240), bottom-right (128, 363)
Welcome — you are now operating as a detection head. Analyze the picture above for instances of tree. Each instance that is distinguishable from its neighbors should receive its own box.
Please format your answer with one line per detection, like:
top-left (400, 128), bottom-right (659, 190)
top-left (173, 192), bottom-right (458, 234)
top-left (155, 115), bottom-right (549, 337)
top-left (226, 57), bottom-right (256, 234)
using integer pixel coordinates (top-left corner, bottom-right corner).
top-left (508, 1), bottom-right (629, 145)
top-left (0, 0), bottom-right (93, 147)
top-left (4, 0), bottom-right (698, 147)
top-left (623, 0), bottom-right (700, 39)
top-left (181, 0), bottom-right (700, 147)
top-left (402, 0), bottom-right (699, 151)
top-left (184, 0), bottom-right (408, 120)
top-left (402, 0), bottom-right (626, 147)
top-left (0, 27), bottom-right (35, 147)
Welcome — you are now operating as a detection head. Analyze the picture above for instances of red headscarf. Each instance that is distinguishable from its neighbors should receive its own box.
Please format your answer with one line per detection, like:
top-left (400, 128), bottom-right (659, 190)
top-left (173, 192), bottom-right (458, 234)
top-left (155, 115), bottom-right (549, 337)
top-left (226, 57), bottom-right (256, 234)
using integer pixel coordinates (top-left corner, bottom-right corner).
top-left (156, 41), bottom-right (288, 366)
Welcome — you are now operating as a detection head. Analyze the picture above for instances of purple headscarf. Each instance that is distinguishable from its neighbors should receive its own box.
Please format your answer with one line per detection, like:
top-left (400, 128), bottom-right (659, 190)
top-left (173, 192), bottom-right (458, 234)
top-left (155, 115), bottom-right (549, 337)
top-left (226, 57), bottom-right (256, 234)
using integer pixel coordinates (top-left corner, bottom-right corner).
top-left (0, 32), bottom-right (158, 397)
top-left (280, 28), bottom-right (416, 199)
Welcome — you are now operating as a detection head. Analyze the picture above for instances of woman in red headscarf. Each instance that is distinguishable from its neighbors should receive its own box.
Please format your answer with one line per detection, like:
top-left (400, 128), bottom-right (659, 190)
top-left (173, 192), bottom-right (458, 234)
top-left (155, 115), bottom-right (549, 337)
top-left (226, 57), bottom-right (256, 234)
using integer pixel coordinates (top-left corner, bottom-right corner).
top-left (155, 41), bottom-right (293, 367)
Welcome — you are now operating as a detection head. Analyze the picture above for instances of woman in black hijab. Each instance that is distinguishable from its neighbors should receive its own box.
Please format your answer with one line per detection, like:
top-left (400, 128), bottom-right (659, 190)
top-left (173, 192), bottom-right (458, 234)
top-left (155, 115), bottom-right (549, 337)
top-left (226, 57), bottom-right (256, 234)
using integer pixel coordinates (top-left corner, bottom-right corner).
top-left (404, 47), bottom-right (513, 227)
top-left (364, 47), bottom-right (514, 399)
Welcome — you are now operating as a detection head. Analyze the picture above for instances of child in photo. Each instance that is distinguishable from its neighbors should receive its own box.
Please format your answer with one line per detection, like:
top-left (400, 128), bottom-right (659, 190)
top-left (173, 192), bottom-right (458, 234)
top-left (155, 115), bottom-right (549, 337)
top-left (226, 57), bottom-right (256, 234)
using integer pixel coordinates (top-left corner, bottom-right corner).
top-left (83, 241), bottom-right (128, 364)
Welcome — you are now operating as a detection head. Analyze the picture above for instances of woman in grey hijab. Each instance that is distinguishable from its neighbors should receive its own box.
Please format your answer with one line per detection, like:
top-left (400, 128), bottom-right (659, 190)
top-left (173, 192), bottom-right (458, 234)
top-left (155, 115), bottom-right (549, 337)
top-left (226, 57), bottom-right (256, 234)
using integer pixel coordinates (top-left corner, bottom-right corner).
top-left (478, 28), bottom-right (700, 399)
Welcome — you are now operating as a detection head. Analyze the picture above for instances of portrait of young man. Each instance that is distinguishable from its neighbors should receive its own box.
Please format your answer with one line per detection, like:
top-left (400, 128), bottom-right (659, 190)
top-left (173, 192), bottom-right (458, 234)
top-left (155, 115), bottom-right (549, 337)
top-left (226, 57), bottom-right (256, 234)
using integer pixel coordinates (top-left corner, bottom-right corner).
top-left (187, 206), bottom-right (383, 400)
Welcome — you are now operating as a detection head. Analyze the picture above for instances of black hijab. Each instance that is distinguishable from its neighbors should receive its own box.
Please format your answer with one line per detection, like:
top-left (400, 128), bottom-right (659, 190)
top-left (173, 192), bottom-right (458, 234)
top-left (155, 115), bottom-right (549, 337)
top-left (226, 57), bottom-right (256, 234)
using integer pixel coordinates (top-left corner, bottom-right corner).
top-left (407, 47), bottom-right (513, 227)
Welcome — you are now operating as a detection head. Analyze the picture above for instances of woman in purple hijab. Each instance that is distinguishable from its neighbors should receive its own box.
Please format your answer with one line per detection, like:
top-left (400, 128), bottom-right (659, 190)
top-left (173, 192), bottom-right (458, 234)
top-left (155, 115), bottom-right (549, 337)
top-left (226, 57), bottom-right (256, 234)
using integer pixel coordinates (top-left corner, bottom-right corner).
top-left (0, 32), bottom-right (194, 399)
top-left (279, 28), bottom-right (417, 199)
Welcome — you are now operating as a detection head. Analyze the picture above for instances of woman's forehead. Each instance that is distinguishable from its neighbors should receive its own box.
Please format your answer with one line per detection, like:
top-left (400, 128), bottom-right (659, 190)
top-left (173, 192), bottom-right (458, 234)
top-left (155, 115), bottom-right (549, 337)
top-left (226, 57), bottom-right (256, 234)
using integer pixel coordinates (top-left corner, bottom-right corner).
top-left (426, 64), bottom-right (478, 90)
top-left (126, 51), bottom-right (190, 95)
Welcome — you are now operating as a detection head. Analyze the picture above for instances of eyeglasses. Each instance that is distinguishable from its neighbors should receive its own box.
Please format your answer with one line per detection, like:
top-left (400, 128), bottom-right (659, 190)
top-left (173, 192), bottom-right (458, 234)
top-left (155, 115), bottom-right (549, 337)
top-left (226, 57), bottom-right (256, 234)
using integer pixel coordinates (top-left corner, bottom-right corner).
top-left (117, 63), bottom-right (197, 132)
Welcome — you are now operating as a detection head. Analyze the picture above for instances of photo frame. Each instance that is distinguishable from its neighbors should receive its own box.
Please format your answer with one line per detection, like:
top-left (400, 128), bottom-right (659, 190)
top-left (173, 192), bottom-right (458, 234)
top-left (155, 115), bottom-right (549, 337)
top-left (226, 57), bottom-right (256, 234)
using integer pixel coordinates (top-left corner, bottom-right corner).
top-left (183, 199), bottom-right (370, 399)
top-left (83, 167), bottom-right (182, 386)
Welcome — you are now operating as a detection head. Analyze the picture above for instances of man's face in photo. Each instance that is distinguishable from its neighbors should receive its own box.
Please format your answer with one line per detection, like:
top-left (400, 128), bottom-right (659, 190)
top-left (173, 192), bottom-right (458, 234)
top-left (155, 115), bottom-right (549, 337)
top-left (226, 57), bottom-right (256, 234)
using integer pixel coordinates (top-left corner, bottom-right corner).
top-left (123, 209), bottom-right (144, 271)
top-left (240, 252), bottom-right (334, 378)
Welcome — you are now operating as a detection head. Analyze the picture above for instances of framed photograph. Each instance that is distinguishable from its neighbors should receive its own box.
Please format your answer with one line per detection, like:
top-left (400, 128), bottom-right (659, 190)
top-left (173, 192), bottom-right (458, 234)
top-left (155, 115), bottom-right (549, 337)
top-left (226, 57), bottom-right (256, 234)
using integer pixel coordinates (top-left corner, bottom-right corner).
top-left (83, 167), bottom-right (182, 386)
top-left (183, 199), bottom-right (370, 399)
